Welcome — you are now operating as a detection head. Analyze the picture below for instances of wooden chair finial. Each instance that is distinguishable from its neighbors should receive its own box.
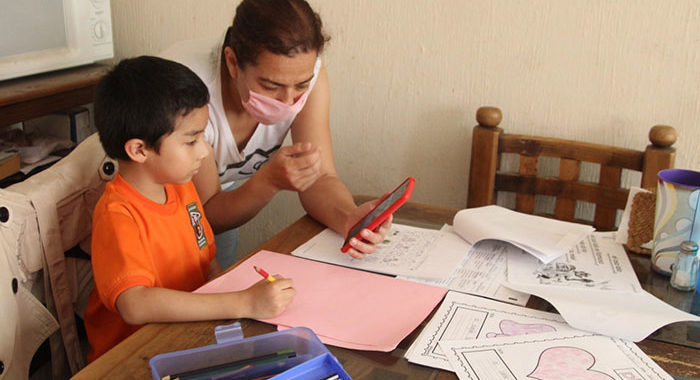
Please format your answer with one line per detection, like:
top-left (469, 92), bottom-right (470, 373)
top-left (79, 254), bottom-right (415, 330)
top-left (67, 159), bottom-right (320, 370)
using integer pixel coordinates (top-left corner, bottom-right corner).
top-left (476, 106), bottom-right (502, 128)
top-left (648, 125), bottom-right (677, 148)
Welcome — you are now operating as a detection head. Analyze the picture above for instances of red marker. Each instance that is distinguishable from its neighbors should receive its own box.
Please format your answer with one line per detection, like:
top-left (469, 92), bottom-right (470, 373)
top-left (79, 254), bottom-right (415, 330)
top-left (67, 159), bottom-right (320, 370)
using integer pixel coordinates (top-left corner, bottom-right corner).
top-left (254, 266), bottom-right (276, 282)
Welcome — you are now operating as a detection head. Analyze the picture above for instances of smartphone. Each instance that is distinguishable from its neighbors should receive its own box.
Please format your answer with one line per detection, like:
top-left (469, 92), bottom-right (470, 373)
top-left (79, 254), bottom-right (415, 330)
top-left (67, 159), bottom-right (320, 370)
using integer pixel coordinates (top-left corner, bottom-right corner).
top-left (341, 177), bottom-right (415, 253)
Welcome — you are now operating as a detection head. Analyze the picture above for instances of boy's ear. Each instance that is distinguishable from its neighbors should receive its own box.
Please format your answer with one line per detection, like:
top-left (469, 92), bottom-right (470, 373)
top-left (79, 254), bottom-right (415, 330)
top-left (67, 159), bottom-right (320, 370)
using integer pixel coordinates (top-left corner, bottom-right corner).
top-left (223, 47), bottom-right (239, 80)
top-left (124, 138), bottom-right (149, 163)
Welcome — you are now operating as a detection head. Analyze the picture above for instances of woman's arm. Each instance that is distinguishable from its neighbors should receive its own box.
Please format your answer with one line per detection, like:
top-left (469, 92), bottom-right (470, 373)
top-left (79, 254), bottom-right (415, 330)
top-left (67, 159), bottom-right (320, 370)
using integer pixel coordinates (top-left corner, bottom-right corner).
top-left (290, 64), bottom-right (391, 258)
top-left (193, 139), bottom-right (323, 233)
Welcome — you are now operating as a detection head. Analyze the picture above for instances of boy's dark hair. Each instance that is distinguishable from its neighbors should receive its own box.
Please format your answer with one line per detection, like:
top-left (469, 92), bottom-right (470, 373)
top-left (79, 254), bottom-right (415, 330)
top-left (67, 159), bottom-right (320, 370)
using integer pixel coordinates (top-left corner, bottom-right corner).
top-left (94, 56), bottom-right (209, 160)
top-left (224, 0), bottom-right (329, 68)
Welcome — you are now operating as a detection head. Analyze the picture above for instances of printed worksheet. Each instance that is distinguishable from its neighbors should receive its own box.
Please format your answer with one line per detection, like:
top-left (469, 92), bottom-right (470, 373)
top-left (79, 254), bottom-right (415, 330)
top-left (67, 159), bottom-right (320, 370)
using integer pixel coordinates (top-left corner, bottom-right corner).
top-left (292, 223), bottom-right (464, 279)
top-left (405, 291), bottom-right (579, 371)
top-left (439, 332), bottom-right (673, 380)
top-left (504, 232), bottom-right (700, 341)
top-left (507, 232), bottom-right (642, 292)
top-left (400, 228), bottom-right (529, 306)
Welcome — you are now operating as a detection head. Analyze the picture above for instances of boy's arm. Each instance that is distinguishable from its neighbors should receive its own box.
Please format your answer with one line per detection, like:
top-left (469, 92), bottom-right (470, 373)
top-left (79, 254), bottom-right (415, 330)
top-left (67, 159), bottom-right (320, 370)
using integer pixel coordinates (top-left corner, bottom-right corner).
top-left (115, 277), bottom-right (295, 325)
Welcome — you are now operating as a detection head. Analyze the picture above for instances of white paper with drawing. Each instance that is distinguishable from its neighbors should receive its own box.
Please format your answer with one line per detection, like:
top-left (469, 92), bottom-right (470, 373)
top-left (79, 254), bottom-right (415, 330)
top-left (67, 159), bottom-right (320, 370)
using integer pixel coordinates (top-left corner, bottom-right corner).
top-left (399, 227), bottom-right (530, 306)
top-left (504, 232), bottom-right (700, 341)
top-left (507, 232), bottom-right (642, 292)
top-left (404, 291), bottom-right (580, 371)
top-left (439, 332), bottom-right (673, 380)
top-left (453, 205), bottom-right (594, 263)
top-left (291, 223), bottom-right (463, 279)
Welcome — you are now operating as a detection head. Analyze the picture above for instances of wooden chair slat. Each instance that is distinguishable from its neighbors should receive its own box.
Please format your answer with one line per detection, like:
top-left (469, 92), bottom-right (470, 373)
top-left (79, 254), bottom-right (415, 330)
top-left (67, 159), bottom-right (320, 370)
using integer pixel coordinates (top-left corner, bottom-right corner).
top-left (515, 155), bottom-right (538, 213)
top-left (495, 173), bottom-right (629, 210)
top-left (499, 134), bottom-right (645, 170)
top-left (553, 158), bottom-right (580, 221)
top-left (593, 165), bottom-right (622, 230)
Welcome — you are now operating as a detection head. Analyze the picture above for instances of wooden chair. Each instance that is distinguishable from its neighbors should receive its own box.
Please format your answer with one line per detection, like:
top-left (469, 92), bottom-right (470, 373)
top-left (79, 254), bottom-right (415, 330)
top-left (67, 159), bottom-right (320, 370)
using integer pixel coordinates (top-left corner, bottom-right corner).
top-left (467, 106), bottom-right (677, 231)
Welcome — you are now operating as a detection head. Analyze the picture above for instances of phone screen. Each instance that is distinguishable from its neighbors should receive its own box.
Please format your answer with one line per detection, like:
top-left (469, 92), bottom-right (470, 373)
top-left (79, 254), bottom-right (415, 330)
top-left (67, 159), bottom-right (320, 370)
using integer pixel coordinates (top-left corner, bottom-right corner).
top-left (344, 179), bottom-right (412, 245)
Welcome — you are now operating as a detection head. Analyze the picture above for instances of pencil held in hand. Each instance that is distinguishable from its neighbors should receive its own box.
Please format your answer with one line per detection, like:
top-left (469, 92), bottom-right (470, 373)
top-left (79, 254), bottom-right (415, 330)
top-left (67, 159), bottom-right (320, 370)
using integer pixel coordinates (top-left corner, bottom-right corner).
top-left (247, 268), bottom-right (295, 319)
top-left (254, 266), bottom-right (276, 282)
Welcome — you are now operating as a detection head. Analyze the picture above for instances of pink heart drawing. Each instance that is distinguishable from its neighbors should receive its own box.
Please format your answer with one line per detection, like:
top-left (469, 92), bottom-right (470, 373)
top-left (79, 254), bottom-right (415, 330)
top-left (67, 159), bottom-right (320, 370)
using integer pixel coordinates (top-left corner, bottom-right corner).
top-left (485, 320), bottom-right (556, 338)
top-left (528, 346), bottom-right (613, 380)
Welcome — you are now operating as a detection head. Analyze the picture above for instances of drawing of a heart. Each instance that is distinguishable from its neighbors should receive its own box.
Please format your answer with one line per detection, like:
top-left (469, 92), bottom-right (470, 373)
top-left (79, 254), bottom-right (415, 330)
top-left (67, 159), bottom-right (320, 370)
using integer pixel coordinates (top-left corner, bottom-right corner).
top-left (528, 346), bottom-right (613, 380)
top-left (485, 320), bottom-right (556, 338)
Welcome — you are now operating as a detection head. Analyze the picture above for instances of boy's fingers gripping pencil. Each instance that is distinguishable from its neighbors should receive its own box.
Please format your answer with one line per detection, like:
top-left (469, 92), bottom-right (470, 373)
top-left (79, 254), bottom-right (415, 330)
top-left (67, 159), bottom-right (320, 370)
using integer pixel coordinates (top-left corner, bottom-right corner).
top-left (254, 266), bottom-right (276, 282)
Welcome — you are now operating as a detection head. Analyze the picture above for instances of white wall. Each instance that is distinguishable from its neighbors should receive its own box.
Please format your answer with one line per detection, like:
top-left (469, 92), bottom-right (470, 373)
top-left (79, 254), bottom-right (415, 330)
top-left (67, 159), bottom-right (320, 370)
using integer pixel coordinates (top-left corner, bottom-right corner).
top-left (110, 0), bottom-right (700, 255)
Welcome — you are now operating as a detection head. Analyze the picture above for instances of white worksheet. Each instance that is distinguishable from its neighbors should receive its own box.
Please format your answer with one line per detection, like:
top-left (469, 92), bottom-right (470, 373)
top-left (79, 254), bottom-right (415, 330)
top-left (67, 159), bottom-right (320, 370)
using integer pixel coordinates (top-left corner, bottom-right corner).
top-left (504, 232), bottom-right (700, 341)
top-left (439, 332), bottom-right (673, 380)
top-left (292, 223), bottom-right (463, 279)
top-left (453, 205), bottom-right (594, 263)
top-left (405, 291), bottom-right (579, 371)
top-left (400, 227), bottom-right (530, 306)
top-left (507, 232), bottom-right (642, 292)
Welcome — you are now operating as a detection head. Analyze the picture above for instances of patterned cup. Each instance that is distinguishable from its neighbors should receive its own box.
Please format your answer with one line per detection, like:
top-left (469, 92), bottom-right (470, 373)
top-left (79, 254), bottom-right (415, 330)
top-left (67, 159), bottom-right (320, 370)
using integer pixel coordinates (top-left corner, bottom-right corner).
top-left (651, 169), bottom-right (700, 276)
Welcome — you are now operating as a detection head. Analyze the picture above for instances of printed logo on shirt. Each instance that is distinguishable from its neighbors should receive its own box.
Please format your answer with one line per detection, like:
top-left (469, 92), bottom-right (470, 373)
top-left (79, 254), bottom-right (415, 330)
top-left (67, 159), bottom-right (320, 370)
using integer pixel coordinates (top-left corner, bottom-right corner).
top-left (220, 145), bottom-right (281, 178)
top-left (187, 202), bottom-right (208, 249)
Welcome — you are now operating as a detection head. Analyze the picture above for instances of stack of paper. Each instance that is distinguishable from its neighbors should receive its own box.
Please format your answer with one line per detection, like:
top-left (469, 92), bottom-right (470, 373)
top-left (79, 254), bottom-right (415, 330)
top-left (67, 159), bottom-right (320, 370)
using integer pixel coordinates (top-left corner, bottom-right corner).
top-left (504, 232), bottom-right (700, 341)
top-left (397, 226), bottom-right (530, 306)
top-left (406, 291), bottom-right (675, 380)
top-left (293, 223), bottom-right (529, 305)
top-left (453, 205), bottom-right (594, 263)
top-left (405, 291), bottom-right (578, 371)
top-left (196, 250), bottom-right (447, 351)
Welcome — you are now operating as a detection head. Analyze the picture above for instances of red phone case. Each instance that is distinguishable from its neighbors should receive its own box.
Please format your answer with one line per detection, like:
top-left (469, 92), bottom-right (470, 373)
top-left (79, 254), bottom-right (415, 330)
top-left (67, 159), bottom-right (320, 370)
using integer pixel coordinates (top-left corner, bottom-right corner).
top-left (341, 177), bottom-right (415, 253)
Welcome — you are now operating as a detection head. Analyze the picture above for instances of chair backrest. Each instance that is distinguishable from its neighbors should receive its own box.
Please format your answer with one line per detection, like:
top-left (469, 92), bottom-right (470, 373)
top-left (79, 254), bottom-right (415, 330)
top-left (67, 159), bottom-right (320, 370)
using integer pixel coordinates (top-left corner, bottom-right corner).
top-left (467, 106), bottom-right (677, 231)
top-left (1, 134), bottom-right (117, 378)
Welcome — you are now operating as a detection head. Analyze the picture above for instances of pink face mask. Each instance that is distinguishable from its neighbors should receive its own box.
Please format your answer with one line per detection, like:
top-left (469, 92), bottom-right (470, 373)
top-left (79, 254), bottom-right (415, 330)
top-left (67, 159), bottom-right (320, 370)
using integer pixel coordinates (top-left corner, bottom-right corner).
top-left (241, 89), bottom-right (310, 125)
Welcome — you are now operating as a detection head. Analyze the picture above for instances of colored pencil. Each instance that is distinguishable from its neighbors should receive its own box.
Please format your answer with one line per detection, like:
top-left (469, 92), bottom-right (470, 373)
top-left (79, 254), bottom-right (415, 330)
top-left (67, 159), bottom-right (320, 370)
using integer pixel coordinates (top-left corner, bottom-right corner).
top-left (254, 265), bottom-right (276, 282)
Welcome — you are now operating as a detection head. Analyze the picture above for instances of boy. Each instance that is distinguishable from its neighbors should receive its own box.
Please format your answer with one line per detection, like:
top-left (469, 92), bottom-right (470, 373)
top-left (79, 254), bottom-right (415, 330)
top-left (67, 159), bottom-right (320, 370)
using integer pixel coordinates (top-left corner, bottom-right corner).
top-left (84, 56), bottom-right (296, 362)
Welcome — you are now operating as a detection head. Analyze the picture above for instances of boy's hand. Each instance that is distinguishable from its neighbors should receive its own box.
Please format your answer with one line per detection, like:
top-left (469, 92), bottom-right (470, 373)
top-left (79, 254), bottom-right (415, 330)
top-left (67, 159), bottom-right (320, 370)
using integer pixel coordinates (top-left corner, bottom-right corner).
top-left (260, 142), bottom-right (322, 193)
top-left (244, 277), bottom-right (296, 319)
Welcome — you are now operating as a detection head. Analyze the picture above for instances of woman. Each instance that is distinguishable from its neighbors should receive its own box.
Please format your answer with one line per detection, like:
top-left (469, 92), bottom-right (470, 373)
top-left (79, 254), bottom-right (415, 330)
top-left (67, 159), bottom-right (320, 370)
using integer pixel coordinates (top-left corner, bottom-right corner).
top-left (161, 0), bottom-right (390, 268)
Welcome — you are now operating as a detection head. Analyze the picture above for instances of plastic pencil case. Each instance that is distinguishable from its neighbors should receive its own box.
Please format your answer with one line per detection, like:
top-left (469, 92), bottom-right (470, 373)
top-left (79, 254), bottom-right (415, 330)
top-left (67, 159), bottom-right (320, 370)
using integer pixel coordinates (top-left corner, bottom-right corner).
top-left (149, 322), bottom-right (351, 380)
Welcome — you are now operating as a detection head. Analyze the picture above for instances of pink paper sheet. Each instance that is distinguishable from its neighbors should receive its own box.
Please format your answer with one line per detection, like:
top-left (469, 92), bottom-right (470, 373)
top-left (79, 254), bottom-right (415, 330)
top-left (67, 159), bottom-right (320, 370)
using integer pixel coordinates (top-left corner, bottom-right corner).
top-left (196, 250), bottom-right (447, 351)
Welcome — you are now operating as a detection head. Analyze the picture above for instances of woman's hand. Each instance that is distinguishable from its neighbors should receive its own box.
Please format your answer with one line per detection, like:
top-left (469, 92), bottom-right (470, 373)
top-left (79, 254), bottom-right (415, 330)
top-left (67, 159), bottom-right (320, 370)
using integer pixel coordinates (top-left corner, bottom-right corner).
top-left (342, 200), bottom-right (393, 260)
top-left (260, 142), bottom-right (322, 192)
top-left (241, 276), bottom-right (296, 319)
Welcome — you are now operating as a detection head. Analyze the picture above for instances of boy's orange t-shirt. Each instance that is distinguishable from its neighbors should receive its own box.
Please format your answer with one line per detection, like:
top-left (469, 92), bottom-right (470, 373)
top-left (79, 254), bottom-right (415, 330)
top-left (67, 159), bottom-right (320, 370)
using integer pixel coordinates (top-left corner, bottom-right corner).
top-left (84, 174), bottom-right (216, 362)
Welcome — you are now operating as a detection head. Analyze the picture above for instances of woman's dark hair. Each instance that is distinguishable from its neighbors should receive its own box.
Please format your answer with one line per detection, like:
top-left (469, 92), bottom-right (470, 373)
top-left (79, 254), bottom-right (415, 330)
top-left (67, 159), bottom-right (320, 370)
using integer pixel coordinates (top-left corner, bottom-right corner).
top-left (224, 0), bottom-right (329, 68)
top-left (94, 56), bottom-right (209, 160)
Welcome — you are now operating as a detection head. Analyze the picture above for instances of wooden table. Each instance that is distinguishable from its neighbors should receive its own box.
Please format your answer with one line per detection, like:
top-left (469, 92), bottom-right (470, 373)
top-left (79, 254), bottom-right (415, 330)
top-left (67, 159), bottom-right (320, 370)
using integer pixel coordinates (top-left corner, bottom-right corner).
top-left (72, 200), bottom-right (700, 379)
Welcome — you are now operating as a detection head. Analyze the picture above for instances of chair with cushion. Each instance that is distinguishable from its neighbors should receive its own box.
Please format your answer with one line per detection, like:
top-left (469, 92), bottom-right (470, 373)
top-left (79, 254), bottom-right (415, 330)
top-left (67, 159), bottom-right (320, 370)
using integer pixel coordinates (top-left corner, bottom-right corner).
top-left (467, 106), bottom-right (677, 232)
top-left (0, 134), bottom-right (117, 379)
